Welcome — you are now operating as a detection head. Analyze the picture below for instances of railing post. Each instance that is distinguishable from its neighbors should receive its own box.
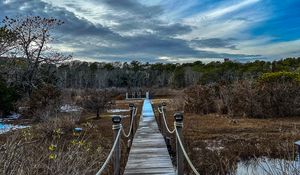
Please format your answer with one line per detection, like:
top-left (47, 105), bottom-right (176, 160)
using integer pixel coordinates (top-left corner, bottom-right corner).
top-left (112, 116), bottom-right (122, 175)
top-left (129, 103), bottom-right (135, 143)
top-left (295, 141), bottom-right (300, 161)
top-left (161, 102), bottom-right (167, 139)
top-left (158, 104), bottom-right (162, 130)
top-left (174, 112), bottom-right (184, 175)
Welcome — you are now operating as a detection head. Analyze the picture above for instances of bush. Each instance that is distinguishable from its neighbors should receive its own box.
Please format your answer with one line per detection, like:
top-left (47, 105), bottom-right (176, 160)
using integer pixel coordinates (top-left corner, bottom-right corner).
top-left (26, 84), bottom-right (62, 120)
top-left (256, 72), bottom-right (300, 117)
top-left (219, 81), bottom-right (259, 117)
top-left (0, 77), bottom-right (19, 116)
top-left (184, 85), bottom-right (217, 114)
top-left (80, 89), bottom-right (114, 118)
top-left (184, 72), bottom-right (300, 118)
top-left (0, 116), bottom-right (104, 175)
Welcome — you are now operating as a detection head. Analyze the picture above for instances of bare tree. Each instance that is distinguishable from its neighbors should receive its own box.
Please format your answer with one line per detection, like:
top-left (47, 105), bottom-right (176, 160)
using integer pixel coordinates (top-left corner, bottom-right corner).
top-left (0, 26), bottom-right (16, 56)
top-left (81, 89), bottom-right (113, 119)
top-left (2, 16), bottom-right (71, 96)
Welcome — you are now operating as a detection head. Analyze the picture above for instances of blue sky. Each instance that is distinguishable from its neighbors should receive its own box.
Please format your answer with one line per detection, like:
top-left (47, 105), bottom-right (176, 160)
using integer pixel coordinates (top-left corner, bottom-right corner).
top-left (0, 0), bottom-right (300, 63)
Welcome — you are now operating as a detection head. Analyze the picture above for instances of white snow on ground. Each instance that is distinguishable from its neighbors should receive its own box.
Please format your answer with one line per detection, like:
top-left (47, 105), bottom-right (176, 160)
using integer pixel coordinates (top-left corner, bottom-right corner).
top-left (60, 104), bottom-right (82, 112)
top-left (107, 109), bottom-right (130, 113)
top-left (6, 113), bottom-right (21, 119)
top-left (110, 115), bottom-right (129, 118)
top-left (0, 123), bottom-right (29, 134)
top-left (0, 113), bottom-right (21, 121)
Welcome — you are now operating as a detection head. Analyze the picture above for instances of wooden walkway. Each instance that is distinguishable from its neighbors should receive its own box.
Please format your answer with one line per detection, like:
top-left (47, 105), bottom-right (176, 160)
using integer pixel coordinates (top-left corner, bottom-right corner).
top-left (124, 99), bottom-right (175, 175)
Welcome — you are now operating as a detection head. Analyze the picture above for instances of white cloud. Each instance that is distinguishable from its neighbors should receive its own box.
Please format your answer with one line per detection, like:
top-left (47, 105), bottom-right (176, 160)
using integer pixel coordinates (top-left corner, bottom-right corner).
top-left (158, 56), bottom-right (224, 63)
top-left (179, 0), bottom-right (266, 40)
top-left (199, 0), bottom-right (260, 20)
top-left (238, 39), bottom-right (300, 57)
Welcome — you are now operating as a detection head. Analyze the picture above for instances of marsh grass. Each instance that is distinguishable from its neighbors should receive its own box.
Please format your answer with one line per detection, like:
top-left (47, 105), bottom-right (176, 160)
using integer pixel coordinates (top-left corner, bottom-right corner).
top-left (152, 99), bottom-right (300, 175)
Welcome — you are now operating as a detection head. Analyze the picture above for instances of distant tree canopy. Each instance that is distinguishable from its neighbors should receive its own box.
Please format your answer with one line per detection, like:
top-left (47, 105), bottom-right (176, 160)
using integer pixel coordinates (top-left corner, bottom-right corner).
top-left (54, 57), bottom-right (300, 89)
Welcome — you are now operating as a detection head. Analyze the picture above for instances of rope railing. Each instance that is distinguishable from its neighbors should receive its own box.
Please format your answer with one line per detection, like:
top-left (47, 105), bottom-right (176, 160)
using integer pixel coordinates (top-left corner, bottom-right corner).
top-left (175, 123), bottom-right (200, 175)
top-left (158, 103), bottom-right (200, 175)
top-left (158, 106), bottom-right (175, 134)
top-left (96, 104), bottom-right (138, 175)
top-left (122, 107), bottom-right (137, 138)
top-left (96, 128), bottom-right (122, 175)
top-left (134, 107), bottom-right (138, 116)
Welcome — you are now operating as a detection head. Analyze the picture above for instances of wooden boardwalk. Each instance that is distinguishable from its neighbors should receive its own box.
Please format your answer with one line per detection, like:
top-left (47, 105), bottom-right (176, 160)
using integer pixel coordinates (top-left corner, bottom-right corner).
top-left (124, 99), bottom-right (175, 175)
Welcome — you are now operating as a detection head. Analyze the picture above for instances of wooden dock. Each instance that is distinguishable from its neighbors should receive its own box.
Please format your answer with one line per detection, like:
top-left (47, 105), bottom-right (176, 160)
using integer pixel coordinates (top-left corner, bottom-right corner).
top-left (124, 99), bottom-right (175, 175)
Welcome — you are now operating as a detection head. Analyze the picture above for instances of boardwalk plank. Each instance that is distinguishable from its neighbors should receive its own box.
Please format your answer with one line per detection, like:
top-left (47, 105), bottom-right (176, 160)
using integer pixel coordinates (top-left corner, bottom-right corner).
top-left (124, 99), bottom-right (175, 175)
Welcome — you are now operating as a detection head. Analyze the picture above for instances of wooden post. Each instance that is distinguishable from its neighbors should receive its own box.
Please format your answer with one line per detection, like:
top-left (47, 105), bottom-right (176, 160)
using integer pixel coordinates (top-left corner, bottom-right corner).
top-left (129, 103), bottom-right (135, 144)
top-left (174, 112), bottom-right (184, 175)
top-left (161, 102), bottom-right (167, 139)
top-left (295, 140), bottom-right (300, 161)
top-left (160, 108), bottom-right (165, 138)
top-left (126, 92), bottom-right (128, 99)
top-left (112, 116), bottom-right (122, 175)
top-left (158, 104), bottom-right (162, 130)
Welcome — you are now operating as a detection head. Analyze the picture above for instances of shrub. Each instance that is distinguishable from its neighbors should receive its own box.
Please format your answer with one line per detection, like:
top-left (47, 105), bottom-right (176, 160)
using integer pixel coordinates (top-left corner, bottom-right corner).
top-left (26, 84), bottom-right (62, 120)
top-left (256, 72), bottom-right (300, 117)
top-left (184, 85), bottom-right (217, 114)
top-left (80, 89), bottom-right (113, 118)
top-left (0, 77), bottom-right (19, 116)
top-left (219, 80), bottom-right (258, 117)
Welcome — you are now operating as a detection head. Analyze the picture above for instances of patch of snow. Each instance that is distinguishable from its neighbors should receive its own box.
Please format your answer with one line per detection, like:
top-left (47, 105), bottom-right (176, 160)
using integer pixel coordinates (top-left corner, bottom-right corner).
top-left (60, 104), bottom-right (82, 112)
top-left (7, 113), bottom-right (21, 119)
top-left (0, 113), bottom-right (21, 122)
top-left (110, 115), bottom-right (129, 118)
top-left (204, 140), bottom-right (225, 151)
top-left (0, 123), bottom-right (29, 134)
top-left (107, 109), bottom-right (129, 113)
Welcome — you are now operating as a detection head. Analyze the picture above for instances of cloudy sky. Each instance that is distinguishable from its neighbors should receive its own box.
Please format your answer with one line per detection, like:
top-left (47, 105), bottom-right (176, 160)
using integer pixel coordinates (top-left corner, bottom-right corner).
top-left (1, 0), bottom-right (300, 63)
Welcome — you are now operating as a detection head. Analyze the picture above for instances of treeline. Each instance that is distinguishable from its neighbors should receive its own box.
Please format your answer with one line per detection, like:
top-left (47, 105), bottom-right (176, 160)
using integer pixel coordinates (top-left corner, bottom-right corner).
top-left (184, 71), bottom-right (300, 118)
top-left (1, 16), bottom-right (300, 119)
top-left (55, 58), bottom-right (299, 89)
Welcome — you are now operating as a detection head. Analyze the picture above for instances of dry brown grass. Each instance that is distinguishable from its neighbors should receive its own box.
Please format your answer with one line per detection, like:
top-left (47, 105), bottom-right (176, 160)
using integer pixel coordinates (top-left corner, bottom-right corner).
top-left (0, 99), bottom-right (143, 175)
top-left (152, 99), bottom-right (300, 174)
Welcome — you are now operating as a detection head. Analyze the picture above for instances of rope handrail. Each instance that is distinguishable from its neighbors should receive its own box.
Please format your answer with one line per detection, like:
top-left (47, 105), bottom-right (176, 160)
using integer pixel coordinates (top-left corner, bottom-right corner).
top-left (121, 107), bottom-right (136, 138)
top-left (134, 107), bottom-right (138, 116)
top-left (96, 128), bottom-right (122, 175)
top-left (158, 107), bottom-right (175, 134)
top-left (174, 122), bottom-right (200, 175)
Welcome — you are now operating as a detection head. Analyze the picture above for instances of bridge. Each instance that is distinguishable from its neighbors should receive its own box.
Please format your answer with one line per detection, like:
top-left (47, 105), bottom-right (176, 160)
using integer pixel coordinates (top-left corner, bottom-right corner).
top-left (96, 99), bottom-right (199, 175)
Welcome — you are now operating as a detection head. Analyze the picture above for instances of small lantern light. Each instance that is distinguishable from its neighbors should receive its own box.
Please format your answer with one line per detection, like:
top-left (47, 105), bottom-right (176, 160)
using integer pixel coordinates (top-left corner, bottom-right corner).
top-left (129, 103), bottom-right (135, 108)
top-left (112, 115), bottom-right (122, 124)
top-left (174, 112), bottom-right (184, 122)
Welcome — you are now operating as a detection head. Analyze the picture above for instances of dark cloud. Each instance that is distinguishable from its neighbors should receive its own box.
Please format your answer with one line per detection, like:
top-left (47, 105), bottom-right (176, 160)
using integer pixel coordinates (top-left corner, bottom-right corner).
top-left (100, 0), bottom-right (163, 18)
top-left (191, 38), bottom-right (238, 50)
top-left (0, 0), bottom-right (259, 62)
